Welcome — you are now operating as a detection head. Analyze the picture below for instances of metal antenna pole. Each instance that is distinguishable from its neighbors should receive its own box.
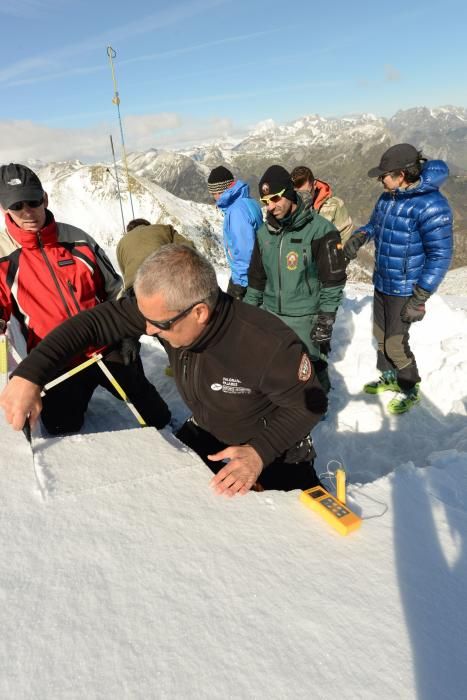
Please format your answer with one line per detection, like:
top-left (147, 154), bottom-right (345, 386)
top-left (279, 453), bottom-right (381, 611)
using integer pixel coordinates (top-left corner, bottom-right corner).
top-left (109, 134), bottom-right (126, 236)
top-left (106, 45), bottom-right (135, 219)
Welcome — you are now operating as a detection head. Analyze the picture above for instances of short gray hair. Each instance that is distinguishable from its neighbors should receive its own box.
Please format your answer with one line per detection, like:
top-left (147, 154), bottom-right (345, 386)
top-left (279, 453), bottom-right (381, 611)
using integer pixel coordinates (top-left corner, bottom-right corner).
top-left (134, 244), bottom-right (219, 311)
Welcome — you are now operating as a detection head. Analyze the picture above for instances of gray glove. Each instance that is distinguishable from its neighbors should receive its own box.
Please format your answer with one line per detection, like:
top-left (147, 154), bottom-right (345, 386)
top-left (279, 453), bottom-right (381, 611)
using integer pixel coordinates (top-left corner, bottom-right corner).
top-left (400, 285), bottom-right (431, 323)
top-left (343, 231), bottom-right (366, 260)
top-left (120, 337), bottom-right (141, 366)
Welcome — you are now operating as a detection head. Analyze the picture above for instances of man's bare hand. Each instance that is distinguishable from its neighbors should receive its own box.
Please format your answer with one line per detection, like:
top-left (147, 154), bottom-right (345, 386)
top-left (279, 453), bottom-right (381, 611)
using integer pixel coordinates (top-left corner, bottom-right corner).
top-left (208, 445), bottom-right (263, 497)
top-left (0, 376), bottom-right (42, 430)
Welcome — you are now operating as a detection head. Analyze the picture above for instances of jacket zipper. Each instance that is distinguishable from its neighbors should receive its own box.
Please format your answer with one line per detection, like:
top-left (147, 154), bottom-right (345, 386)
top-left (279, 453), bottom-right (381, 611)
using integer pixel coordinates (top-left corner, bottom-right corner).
top-left (303, 250), bottom-right (312, 295)
top-left (67, 281), bottom-right (81, 313)
top-left (182, 352), bottom-right (189, 381)
top-left (37, 232), bottom-right (72, 318)
top-left (377, 193), bottom-right (396, 271)
top-left (278, 232), bottom-right (285, 314)
top-left (180, 350), bottom-right (206, 424)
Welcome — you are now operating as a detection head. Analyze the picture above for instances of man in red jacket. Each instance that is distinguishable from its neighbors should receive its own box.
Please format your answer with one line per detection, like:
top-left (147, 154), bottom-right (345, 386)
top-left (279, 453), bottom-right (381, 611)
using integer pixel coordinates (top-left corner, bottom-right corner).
top-left (0, 163), bottom-right (170, 433)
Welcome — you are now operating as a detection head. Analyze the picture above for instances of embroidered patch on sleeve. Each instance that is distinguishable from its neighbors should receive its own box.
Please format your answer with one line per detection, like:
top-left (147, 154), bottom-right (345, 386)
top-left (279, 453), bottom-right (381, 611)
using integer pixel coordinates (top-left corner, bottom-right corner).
top-left (298, 353), bottom-right (312, 382)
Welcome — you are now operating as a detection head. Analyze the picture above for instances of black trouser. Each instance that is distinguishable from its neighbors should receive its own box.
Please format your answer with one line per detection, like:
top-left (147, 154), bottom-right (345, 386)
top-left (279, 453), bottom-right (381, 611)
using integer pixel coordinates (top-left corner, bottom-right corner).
top-left (373, 289), bottom-right (421, 392)
top-left (175, 419), bottom-right (321, 492)
top-left (41, 354), bottom-right (171, 434)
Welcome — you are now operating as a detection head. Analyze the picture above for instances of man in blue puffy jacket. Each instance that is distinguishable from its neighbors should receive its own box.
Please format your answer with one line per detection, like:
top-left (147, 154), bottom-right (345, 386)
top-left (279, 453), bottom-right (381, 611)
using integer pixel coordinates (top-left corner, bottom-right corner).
top-left (208, 166), bottom-right (263, 300)
top-left (344, 144), bottom-right (453, 414)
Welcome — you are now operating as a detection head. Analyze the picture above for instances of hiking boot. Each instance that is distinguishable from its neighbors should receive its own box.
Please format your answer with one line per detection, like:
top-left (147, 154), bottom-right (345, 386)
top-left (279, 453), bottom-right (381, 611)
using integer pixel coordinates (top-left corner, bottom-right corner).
top-left (364, 370), bottom-right (400, 394)
top-left (387, 386), bottom-right (420, 415)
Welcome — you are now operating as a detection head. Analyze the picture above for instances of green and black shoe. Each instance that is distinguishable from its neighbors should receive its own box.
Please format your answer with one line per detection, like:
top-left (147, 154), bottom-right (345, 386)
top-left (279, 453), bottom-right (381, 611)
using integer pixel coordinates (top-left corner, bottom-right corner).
top-left (364, 370), bottom-right (400, 394)
top-left (387, 386), bottom-right (421, 415)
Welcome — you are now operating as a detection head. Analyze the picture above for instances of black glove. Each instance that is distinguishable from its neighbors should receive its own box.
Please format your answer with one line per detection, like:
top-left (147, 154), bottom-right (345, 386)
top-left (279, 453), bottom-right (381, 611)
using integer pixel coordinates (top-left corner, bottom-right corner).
top-left (119, 337), bottom-right (141, 366)
top-left (343, 231), bottom-right (366, 260)
top-left (310, 312), bottom-right (336, 345)
top-left (400, 285), bottom-right (431, 323)
top-left (227, 280), bottom-right (247, 300)
top-left (0, 319), bottom-right (6, 334)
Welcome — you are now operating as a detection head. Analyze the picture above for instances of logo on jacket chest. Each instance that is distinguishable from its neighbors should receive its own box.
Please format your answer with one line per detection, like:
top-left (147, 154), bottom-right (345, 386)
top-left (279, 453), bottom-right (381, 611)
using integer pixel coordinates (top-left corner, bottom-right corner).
top-left (210, 377), bottom-right (252, 395)
top-left (286, 250), bottom-right (299, 270)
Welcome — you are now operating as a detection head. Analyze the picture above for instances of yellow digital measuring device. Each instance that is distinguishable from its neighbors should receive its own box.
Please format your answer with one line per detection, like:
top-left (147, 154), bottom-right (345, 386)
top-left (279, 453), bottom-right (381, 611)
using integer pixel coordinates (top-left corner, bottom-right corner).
top-left (300, 486), bottom-right (362, 535)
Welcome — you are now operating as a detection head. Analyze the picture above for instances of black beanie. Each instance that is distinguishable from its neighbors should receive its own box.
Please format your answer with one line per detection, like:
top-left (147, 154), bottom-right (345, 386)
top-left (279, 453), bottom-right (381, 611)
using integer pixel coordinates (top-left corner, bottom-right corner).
top-left (258, 165), bottom-right (297, 203)
top-left (207, 166), bottom-right (235, 195)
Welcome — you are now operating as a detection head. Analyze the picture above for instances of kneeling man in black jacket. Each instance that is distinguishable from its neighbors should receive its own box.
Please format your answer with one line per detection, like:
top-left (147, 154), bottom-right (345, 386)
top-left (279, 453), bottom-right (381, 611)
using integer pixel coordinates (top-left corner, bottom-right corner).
top-left (0, 245), bottom-right (327, 496)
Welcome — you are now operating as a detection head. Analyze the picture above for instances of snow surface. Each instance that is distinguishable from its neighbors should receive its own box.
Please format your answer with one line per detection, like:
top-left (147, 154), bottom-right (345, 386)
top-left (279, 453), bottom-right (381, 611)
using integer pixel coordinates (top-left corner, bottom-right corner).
top-left (1, 277), bottom-right (467, 699)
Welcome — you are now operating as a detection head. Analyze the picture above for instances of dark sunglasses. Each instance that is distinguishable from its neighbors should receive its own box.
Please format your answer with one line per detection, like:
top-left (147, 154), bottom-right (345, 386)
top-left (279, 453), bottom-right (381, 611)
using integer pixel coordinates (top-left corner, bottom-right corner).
top-left (260, 188), bottom-right (285, 205)
top-left (9, 198), bottom-right (44, 211)
top-left (144, 299), bottom-right (205, 331)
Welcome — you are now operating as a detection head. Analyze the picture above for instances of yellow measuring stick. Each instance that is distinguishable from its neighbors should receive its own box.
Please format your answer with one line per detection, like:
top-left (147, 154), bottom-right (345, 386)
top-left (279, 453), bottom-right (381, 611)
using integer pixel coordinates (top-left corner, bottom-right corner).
top-left (42, 353), bottom-right (146, 426)
top-left (0, 335), bottom-right (8, 376)
top-left (96, 358), bottom-right (147, 427)
top-left (40, 353), bottom-right (103, 395)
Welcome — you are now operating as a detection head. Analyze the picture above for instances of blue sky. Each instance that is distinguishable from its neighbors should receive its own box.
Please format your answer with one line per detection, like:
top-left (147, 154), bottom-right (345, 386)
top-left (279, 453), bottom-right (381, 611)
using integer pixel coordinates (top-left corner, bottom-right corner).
top-left (0, 0), bottom-right (466, 162)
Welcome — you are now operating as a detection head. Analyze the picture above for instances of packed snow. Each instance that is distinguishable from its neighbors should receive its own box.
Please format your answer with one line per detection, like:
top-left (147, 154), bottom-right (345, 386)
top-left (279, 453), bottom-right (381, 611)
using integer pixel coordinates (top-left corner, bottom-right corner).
top-left (1, 274), bottom-right (467, 699)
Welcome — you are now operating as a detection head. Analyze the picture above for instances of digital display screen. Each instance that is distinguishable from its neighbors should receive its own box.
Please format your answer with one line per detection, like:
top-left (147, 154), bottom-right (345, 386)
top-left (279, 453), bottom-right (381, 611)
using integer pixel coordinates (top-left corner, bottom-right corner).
top-left (311, 489), bottom-right (325, 499)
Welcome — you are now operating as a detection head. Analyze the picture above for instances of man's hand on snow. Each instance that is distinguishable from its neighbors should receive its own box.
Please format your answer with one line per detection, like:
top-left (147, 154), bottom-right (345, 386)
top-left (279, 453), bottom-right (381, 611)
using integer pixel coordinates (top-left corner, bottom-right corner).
top-left (0, 376), bottom-right (42, 430)
top-left (208, 445), bottom-right (263, 497)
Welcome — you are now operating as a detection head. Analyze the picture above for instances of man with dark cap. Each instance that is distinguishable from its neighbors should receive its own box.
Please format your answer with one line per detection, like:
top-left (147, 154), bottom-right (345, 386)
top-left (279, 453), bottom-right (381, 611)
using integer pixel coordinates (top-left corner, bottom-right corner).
top-left (244, 165), bottom-right (347, 393)
top-left (208, 166), bottom-right (262, 300)
top-left (0, 163), bottom-right (171, 433)
top-left (343, 144), bottom-right (453, 414)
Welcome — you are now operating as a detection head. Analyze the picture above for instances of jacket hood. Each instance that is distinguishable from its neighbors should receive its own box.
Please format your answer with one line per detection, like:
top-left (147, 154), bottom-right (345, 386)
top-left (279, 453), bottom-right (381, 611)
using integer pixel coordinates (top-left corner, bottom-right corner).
top-left (216, 180), bottom-right (251, 211)
top-left (313, 179), bottom-right (332, 209)
top-left (396, 160), bottom-right (449, 196)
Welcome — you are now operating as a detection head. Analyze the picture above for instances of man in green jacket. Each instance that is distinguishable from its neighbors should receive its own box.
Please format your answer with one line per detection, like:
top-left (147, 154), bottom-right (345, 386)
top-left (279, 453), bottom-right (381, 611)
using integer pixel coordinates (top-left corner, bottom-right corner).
top-left (244, 165), bottom-right (347, 392)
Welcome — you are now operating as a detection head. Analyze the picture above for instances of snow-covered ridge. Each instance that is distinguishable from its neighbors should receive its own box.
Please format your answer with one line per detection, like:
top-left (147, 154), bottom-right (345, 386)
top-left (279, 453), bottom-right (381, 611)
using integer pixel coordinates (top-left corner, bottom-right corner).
top-left (38, 161), bottom-right (225, 262)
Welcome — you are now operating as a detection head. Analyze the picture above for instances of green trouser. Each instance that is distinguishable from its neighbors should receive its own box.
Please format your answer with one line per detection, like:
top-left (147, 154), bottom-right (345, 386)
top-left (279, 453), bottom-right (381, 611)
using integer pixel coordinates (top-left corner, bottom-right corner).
top-left (272, 311), bottom-right (330, 393)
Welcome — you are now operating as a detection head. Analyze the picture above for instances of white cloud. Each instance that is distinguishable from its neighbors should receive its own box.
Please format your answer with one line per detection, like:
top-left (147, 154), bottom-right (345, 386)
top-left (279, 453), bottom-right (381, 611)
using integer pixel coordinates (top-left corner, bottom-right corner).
top-left (0, 113), bottom-right (245, 164)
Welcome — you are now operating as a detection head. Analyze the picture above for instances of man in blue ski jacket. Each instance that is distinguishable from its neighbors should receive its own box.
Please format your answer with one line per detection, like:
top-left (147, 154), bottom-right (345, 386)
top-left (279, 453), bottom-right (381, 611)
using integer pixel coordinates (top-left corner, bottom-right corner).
top-left (344, 143), bottom-right (453, 414)
top-left (208, 166), bottom-right (263, 300)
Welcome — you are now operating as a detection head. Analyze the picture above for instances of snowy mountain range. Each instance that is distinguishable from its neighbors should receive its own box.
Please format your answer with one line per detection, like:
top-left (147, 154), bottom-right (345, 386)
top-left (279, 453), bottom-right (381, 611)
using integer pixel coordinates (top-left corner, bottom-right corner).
top-left (7, 105), bottom-right (465, 281)
top-left (127, 105), bottom-right (467, 270)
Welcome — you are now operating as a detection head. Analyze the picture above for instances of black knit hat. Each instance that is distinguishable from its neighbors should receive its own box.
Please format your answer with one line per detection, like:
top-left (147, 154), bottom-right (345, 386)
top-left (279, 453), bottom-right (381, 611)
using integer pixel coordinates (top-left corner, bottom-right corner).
top-left (368, 143), bottom-right (420, 178)
top-left (258, 165), bottom-right (297, 203)
top-left (0, 163), bottom-right (44, 210)
top-left (207, 166), bottom-right (235, 195)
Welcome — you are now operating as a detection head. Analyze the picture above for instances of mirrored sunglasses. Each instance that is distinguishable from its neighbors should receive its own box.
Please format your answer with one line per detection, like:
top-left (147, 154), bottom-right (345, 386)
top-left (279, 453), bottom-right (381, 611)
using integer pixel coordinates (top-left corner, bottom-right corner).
top-left (9, 198), bottom-right (44, 211)
top-left (144, 299), bottom-right (204, 331)
top-left (260, 188), bottom-right (285, 205)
